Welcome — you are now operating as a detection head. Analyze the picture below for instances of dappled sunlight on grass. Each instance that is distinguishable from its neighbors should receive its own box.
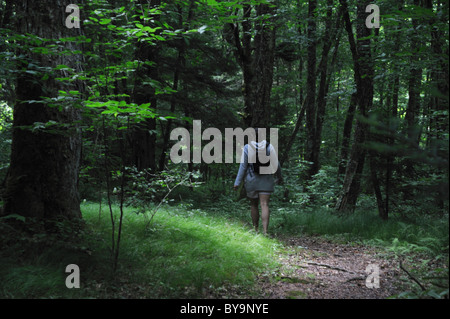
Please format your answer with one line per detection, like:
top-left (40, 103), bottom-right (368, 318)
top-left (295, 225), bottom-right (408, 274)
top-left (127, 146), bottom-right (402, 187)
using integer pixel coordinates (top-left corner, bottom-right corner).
top-left (81, 202), bottom-right (281, 297)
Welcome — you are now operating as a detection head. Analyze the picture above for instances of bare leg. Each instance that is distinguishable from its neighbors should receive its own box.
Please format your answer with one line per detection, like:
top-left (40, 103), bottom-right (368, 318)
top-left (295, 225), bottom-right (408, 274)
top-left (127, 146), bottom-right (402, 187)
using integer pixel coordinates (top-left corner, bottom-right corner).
top-left (259, 194), bottom-right (271, 235)
top-left (250, 198), bottom-right (259, 232)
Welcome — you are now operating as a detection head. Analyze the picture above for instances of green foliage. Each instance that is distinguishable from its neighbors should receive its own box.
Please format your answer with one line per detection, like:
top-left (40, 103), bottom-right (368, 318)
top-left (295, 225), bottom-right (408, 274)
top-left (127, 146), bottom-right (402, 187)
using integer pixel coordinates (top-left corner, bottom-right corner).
top-left (118, 166), bottom-right (202, 227)
top-left (0, 102), bottom-right (12, 182)
top-left (306, 165), bottom-right (340, 206)
top-left (0, 201), bottom-right (280, 298)
top-left (0, 0), bottom-right (448, 300)
top-left (395, 261), bottom-right (449, 299)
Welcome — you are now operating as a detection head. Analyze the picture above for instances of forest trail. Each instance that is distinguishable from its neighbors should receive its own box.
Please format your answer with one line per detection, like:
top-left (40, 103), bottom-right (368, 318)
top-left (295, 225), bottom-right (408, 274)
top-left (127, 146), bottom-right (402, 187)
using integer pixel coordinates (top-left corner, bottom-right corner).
top-left (255, 236), bottom-right (403, 299)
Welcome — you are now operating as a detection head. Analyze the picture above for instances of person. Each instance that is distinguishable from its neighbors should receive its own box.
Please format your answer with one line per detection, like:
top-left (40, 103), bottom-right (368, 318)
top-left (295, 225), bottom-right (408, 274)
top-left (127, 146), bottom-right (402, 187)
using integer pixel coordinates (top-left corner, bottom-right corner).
top-left (233, 128), bottom-right (282, 235)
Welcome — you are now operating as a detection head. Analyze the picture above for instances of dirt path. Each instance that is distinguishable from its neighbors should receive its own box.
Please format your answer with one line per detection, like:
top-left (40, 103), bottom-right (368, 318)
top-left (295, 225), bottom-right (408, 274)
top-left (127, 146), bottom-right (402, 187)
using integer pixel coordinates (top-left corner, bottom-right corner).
top-left (256, 236), bottom-right (404, 299)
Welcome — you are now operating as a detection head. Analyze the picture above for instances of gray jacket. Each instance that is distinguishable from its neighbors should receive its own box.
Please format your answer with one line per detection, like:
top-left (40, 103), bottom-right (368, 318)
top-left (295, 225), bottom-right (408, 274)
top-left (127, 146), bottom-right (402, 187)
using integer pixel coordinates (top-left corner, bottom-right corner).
top-left (234, 140), bottom-right (282, 193)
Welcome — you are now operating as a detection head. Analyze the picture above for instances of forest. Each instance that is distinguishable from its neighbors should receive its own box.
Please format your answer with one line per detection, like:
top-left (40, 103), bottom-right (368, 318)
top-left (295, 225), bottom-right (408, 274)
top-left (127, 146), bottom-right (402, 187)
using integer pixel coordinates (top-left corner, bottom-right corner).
top-left (0, 0), bottom-right (448, 302)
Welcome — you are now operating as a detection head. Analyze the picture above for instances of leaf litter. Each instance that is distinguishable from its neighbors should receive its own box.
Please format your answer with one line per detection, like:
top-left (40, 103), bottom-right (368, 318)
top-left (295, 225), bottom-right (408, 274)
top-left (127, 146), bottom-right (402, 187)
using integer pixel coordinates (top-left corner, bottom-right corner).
top-left (254, 236), bottom-right (405, 299)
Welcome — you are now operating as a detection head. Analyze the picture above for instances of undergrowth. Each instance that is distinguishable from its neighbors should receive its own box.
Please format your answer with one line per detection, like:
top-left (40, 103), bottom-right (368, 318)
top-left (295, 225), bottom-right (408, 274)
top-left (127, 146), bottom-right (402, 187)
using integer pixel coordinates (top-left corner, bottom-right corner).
top-left (0, 201), bottom-right (280, 298)
top-left (0, 181), bottom-right (448, 299)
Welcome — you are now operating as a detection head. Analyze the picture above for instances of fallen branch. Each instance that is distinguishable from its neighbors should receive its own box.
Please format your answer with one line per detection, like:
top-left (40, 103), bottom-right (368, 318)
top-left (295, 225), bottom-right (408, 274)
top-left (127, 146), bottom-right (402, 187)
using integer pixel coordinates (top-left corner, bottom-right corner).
top-left (306, 261), bottom-right (358, 274)
top-left (145, 173), bottom-right (192, 228)
top-left (399, 260), bottom-right (426, 291)
top-left (345, 276), bottom-right (366, 283)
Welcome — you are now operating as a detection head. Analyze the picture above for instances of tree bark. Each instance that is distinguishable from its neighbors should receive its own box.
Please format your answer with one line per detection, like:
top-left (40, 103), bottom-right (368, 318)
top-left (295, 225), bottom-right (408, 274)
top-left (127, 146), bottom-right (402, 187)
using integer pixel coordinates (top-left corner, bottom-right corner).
top-left (251, 3), bottom-right (276, 128)
top-left (425, 0), bottom-right (449, 137)
top-left (280, 98), bottom-right (306, 166)
top-left (304, 0), bottom-right (317, 174)
top-left (369, 151), bottom-right (387, 220)
top-left (336, 0), bottom-right (374, 212)
top-left (130, 0), bottom-right (161, 172)
top-left (226, 4), bottom-right (276, 128)
top-left (338, 92), bottom-right (357, 176)
top-left (4, 0), bottom-right (83, 223)
top-left (310, 0), bottom-right (342, 176)
top-left (404, 0), bottom-right (424, 175)
top-left (158, 2), bottom-right (193, 171)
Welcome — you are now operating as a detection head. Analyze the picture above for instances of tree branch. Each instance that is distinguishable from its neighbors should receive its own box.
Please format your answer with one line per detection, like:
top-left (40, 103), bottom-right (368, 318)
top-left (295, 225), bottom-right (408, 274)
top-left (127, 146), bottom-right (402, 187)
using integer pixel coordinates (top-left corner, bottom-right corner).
top-left (399, 260), bottom-right (426, 291)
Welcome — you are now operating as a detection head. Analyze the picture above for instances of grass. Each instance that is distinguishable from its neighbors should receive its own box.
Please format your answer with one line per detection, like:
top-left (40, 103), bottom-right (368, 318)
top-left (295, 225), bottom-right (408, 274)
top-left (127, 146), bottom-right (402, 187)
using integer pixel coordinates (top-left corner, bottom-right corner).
top-left (0, 193), bottom-right (447, 299)
top-left (96, 202), bottom-right (281, 297)
top-left (0, 201), bottom-right (281, 298)
top-left (268, 203), bottom-right (449, 256)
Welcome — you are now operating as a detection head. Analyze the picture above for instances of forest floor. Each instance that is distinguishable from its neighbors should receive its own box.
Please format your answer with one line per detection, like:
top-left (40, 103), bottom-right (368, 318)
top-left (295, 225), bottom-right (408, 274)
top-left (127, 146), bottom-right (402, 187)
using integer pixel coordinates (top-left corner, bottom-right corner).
top-left (256, 236), bottom-right (404, 299)
top-left (2, 202), bottom-right (447, 299)
top-left (206, 235), bottom-right (428, 299)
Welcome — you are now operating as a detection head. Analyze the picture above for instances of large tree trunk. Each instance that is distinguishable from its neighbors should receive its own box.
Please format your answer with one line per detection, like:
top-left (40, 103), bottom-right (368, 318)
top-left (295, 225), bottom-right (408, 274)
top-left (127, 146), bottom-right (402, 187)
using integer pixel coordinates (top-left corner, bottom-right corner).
top-left (4, 0), bottom-right (83, 223)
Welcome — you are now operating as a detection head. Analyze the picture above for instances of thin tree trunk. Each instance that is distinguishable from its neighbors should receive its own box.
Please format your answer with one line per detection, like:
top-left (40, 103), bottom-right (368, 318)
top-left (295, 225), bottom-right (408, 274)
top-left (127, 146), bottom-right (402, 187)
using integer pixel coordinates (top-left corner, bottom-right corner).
top-left (130, 0), bottom-right (161, 172)
top-left (338, 92), bottom-right (357, 176)
top-left (280, 98), bottom-right (306, 166)
top-left (425, 0), bottom-right (449, 137)
top-left (304, 0), bottom-right (317, 176)
top-left (404, 0), bottom-right (423, 174)
top-left (310, 1), bottom-right (342, 176)
top-left (158, 2), bottom-right (192, 171)
top-left (369, 149), bottom-right (387, 220)
top-left (225, 4), bottom-right (276, 128)
top-left (336, 0), bottom-right (374, 212)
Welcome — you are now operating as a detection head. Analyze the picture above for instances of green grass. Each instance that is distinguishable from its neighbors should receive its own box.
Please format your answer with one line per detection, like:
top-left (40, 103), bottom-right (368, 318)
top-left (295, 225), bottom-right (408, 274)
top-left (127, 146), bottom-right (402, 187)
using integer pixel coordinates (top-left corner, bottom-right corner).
top-left (269, 204), bottom-right (449, 256)
top-left (0, 201), bottom-right (281, 298)
top-left (91, 202), bottom-right (281, 297)
top-left (0, 195), bottom-right (447, 298)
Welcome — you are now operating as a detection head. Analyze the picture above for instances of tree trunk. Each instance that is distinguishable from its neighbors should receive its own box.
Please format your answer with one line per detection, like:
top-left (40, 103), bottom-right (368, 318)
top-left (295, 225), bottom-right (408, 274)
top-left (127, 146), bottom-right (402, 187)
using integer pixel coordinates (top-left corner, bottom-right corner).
top-left (338, 92), bottom-right (357, 176)
top-left (404, 0), bottom-right (423, 174)
top-left (225, 4), bottom-right (276, 128)
top-left (310, 0), bottom-right (342, 176)
top-left (280, 98), bottom-right (306, 166)
top-left (158, 2), bottom-right (192, 171)
top-left (4, 0), bottom-right (83, 223)
top-left (251, 3), bottom-right (276, 128)
top-left (304, 0), bottom-right (317, 175)
top-left (336, 0), bottom-right (374, 212)
top-left (425, 0), bottom-right (449, 210)
top-left (130, 0), bottom-right (161, 172)
top-left (369, 152), bottom-right (387, 220)
top-left (425, 0), bottom-right (449, 137)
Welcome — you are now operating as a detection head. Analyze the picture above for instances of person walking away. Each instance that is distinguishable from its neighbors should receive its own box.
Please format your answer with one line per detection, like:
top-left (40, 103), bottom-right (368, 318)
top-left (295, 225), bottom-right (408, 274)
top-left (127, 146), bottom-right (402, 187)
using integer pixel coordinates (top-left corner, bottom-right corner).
top-left (233, 128), bottom-right (282, 235)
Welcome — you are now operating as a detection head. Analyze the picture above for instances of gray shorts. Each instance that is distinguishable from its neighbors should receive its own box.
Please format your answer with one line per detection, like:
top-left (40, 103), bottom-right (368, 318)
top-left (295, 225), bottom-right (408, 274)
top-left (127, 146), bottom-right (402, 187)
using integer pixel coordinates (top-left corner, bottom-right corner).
top-left (247, 191), bottom-right (272, 199)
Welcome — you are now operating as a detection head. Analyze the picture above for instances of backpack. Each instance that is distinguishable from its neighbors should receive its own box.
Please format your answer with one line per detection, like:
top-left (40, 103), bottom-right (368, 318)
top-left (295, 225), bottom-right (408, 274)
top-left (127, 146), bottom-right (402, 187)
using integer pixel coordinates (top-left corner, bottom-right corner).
top-left (252, 143), bottom-right (271, 175)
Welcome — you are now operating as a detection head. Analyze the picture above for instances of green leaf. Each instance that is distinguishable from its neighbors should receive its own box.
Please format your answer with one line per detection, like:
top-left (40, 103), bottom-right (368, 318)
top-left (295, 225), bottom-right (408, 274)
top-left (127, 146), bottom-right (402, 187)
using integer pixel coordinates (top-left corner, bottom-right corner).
top-left (0, 214), bottom-right (26, 223)
top-left (99, 18), bottom-right (112, 25)
top-left (55, 64), bottom-right (72, 70)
